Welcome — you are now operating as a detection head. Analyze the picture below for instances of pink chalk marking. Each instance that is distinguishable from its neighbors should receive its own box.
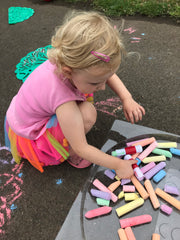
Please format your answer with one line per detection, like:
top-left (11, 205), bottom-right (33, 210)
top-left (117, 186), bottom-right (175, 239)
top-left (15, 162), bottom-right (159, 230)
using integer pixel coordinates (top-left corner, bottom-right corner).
top-left (131, 37), bottom-right (141, 40)
top-left (131, 41), bottom-right (140, 43)
top-left (0, 147), bottom-right (24, 234)
top-left (94, 97), bottom-right (122, 117)
top-left (124, 27), bottom-right (136, 34)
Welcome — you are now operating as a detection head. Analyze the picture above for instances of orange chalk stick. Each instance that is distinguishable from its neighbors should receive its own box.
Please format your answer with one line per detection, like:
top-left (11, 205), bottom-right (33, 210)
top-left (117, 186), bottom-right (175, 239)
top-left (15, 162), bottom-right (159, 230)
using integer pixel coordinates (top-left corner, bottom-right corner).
top-left (108, 180), bottom-right (121, 192)
top-left (144, 180), bottom-right (160, 209)
top-left (118, 228), bottom-right (128, 240)
top-left (155, 188), bottom-right (180, 210)
top-left (125, 227), bottom-right (136, 240)
top-left (152, 233), bottom-right (160, 240)
top-left (133, 137), bottom-right (156, 147)
top-left (131, 175), bottom-right (149, 199)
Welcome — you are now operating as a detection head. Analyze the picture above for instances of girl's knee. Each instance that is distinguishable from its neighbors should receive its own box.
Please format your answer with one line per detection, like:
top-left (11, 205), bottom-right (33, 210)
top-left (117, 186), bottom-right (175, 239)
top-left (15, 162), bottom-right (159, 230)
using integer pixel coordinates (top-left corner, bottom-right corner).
top-left (79, 101), bottom-right (97, 132)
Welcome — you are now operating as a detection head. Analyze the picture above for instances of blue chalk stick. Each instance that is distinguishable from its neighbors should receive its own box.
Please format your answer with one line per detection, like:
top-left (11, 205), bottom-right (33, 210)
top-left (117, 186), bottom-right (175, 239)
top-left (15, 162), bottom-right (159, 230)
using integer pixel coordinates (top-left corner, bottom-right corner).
top-left (170, 148), bottom-right (180, 156)
top-left (153, 170), bottom-right (166, 183)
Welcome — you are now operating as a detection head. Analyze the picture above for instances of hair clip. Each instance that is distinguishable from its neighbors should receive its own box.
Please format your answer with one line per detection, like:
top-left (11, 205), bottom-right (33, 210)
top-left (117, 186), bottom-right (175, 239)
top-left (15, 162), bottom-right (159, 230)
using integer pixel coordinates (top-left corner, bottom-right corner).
top-left (91, 51), bottom-right (110, 62)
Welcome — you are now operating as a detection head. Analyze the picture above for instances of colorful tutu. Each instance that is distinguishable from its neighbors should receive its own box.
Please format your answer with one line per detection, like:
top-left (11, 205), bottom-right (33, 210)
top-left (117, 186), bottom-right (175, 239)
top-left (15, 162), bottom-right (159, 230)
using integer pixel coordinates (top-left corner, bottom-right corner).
top-left (4, 94), bottom-right (94, 173)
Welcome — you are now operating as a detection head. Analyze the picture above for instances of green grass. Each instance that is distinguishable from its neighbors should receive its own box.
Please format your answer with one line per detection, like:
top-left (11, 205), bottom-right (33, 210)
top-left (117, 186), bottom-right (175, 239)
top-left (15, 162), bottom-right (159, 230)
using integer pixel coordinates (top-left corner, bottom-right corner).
top-left (63, 0), bottom-right (180, 18)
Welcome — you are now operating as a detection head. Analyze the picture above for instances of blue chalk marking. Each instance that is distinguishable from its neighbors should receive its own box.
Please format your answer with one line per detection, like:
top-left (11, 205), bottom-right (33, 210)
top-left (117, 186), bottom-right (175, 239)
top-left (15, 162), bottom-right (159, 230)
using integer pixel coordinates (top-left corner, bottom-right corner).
top-left (56, 179), bottom-right (63, 185)
top-left (10, 204), bottom-right (17, 210)
top-left (18, 173), bottom-right (23, 178)
top-left (148, 57), bottom-right (152, 60)
top-left (141, 33), bottom-right (145, 35)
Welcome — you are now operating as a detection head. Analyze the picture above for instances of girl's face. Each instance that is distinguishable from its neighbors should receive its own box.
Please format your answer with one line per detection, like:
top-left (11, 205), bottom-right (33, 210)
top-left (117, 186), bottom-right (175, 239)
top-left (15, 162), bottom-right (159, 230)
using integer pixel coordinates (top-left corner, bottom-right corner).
top-left (70, 66), bottom-right (117, 94)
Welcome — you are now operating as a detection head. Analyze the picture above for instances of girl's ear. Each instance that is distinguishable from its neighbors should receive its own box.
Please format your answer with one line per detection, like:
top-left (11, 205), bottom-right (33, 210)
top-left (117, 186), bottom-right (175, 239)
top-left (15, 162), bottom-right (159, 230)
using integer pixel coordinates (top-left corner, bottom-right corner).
top-left (61, 66), bottom-right (73, 79)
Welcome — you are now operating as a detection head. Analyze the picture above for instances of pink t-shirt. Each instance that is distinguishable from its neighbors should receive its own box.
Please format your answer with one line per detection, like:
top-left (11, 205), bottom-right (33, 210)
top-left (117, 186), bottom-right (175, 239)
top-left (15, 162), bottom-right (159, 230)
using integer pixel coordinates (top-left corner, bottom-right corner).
top-left (6, 60), bottom-right (86, 140)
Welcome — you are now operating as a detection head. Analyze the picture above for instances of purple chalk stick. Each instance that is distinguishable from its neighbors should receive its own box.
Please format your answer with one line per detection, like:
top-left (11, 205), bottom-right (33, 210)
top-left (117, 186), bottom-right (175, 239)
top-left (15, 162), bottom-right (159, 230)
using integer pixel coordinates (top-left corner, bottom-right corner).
top-left (144, 162), bottom-right (166, 180)
top-left (164, 185), bottom-right (180, 196)
top-left (121, 179), bottom-right (131, 185)
top-left (160, 204), bottom-right (172, 215)
top-left (104, 169), bottom-right (115, 180)
top-left (90, 189), bottom-right (111, 200)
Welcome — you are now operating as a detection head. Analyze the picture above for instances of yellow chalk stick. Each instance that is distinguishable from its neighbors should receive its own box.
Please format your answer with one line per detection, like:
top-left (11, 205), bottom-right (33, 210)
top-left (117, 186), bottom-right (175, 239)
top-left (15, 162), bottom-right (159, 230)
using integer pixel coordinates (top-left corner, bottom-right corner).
top-left (155, 188), bottom-right (180, 210)
top-left (115, 175), bottom-right (121, 181)
top-left (118, 228), bottom-right (128, 240)
top-left (157, 142), bottom-right (177, 148)
top-left (108, 180), bottom-right (121, 192)
top-left (144, 180), bottom-right (160, 209)
top-left (116, 198), bottom-right (144, 217)
top-left (142, 155), bottom-right (166, 163)
top-left (125, 227), bottom-right (136, 240)
top-left (124, 193), bottom-right (139, 201)
top-left (118, 191), bottom-right (125, 199)
top-left (131, 175), bottom-right (149, 199)
top-left (152, 233), bottom-right (160, 240)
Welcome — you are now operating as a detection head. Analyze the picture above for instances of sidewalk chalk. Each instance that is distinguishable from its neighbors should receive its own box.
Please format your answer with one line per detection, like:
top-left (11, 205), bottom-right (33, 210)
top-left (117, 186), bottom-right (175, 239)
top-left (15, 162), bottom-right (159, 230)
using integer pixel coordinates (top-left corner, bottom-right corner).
top-left (144, 180), bottom-right (160, 209)
top-left (119, 214), bottom-right (152, 228)
top-left (131, 175), bottom-right (149, 199)
top-left (116, 198), bottom-right (144, 217)
top-left (85, 206), bottom-right (112, 219)
top-left (155, 188), bottom-right (180, 210)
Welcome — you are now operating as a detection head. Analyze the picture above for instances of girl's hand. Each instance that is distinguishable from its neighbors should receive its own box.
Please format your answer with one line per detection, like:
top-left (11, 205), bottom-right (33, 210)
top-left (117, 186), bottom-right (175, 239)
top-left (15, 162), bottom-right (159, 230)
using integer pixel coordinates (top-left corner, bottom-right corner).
top-left (122, 97), bottom-right (145, 124)
top-left (115, 159), bottom-right (138, 179)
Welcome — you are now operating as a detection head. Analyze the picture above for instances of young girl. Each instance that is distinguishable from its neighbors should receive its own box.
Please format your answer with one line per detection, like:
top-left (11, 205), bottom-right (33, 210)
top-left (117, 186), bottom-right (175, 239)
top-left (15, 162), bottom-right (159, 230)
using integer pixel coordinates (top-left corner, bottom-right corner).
top-left (5, 11), bottom-right (145, 178)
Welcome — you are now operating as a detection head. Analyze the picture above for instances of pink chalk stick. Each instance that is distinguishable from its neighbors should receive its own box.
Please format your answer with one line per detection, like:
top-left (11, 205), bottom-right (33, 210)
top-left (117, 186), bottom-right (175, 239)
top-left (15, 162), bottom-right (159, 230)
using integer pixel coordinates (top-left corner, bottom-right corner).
top-left (123, 185), bottom-right (135, 192)
top-left (93, 179), bottom-right (118, 202)
top-left (164, 185), bottom-right (180, 196)
top-left (119, 214), bottom-right (152, 228)
top-left (85, 206), bottom-right (112, 219)
top-left (144, 162), bottom-right (166, 180)
top-left (138, 141), bottom-right (158, 161)
top-left (160, 204), bottom-right (172, 215)
top-left (126, 138), bottom-right (148, 147)
top-left (140, 162), bottom-right (156, 174)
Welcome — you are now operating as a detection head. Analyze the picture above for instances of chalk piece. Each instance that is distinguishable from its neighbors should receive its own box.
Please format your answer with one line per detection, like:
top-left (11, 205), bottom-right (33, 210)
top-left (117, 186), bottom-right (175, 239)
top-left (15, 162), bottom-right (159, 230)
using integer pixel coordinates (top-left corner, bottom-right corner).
top-left (93, 179), bottom-right (118, 202)
top-left (115, 175), bottom-right (121, 181)
top-left (144, 180), bottom-right (160, 209)
top-left (164, 185), bottom-right (179, 196)
top-left (124, 193), bottom-right (139, 201)
top-left (132, 137), bottom-right (156, 147)
top-left (157, 142), bottom-right (177, 148)
top-left (140, 162), bottom-right (156, 174)
top-left (131, 175), bottom-right (149, 199)
top-left (137, 141), bottom-right (158, 161)
top-left (120, 214), bottom-right (152, 228)
top-left (155, 188), bottom-right (180, 210)
top-left (90, 189), bottom-right (111, 200)
top-left (85, 206), bottom-right (112, 219)
top-left (118, 191), bottom-right (125, 199)
top-left (144, 162), bottom-right (166, 180)
top-left (170, 147), bottom-right (180, 156)
top-left (153, 170), bottom-right (166, 183)
top-left (104, 169), bottom-right (115, 179)
top-left (118, 228), bottom-right (128, 240)
top-left (152, 148), bottom-right (172, 158)
top-left (142, 155), bottom-right (166, 163)
top-left (160, 204), bottom-right (172, 215)
top-left (126, 138), bottom-right (150, 147)
top-left (108, 180), bottom-right (121, 192)
top-left (96, 198), bottom-right (110, 206)
top-left (121, 179), bottom-right (131, 185)
top-left (124, 227), bottom-right (136, 240)
top-left (116, 198), bottom-right (144, 217)
top-left (123, 185), bottom-right (135, 192)
top-left (152, 233), bottom-right (160, 240)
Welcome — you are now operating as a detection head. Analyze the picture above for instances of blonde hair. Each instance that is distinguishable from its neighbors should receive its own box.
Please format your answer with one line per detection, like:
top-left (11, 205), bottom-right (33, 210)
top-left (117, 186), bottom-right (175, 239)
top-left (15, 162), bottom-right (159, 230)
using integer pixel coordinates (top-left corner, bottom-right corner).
top-left (47, 11), bottom-right (126, 73)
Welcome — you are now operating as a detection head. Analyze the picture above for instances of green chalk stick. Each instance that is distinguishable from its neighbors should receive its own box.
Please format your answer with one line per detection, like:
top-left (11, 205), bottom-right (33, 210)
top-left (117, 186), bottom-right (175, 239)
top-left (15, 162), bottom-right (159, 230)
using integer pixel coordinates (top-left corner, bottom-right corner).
top-left (152, 148), bottom-right (172, 158)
